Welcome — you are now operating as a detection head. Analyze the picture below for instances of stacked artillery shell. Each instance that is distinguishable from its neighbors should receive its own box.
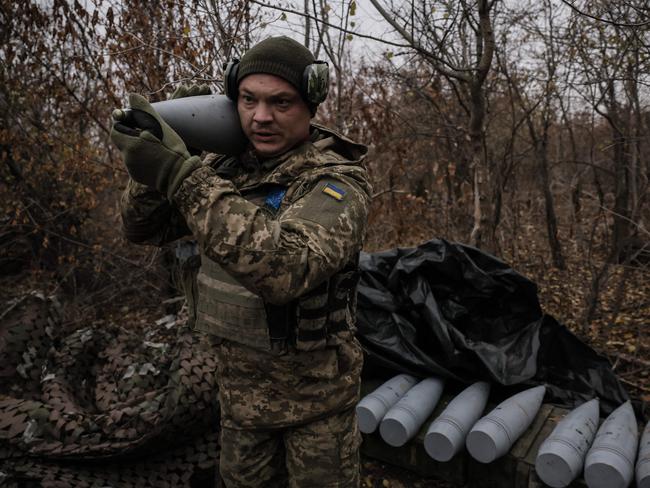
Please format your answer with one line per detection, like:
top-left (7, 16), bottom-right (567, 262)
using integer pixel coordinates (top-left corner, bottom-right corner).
top-left (584, 400), bottom-right (638, 488)
top-left (424, 381), bottom-right (491, 462)
top-left (380, 377), bottom-right (445, 447)
top-left (637, 420), bottom-right (650, 488)
top-left (466, 385), bottom-right (546, 463)
top-left (535, 398), bottom-right (600, 487)
top-left (356, 374), bottom-right (418, 434)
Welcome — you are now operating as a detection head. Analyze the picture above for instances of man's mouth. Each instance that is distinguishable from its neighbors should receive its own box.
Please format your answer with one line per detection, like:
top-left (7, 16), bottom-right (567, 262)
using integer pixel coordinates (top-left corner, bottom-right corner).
top-left (252, 131), bottom-right (277, 142)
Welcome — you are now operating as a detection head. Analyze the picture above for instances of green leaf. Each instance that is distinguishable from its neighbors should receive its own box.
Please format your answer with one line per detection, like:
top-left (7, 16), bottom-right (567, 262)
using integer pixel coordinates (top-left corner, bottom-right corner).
top-left (280, 12), bottom-right (287, 21)
top-left (350, 0), bottom-right (356, 16)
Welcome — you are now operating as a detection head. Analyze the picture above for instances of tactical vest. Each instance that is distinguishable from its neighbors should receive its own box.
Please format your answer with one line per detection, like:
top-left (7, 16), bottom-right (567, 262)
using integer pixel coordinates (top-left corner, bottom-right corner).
top-left (187, 182), bottom-right (360, 355)
top-left (192, 253), bottom-right (359, 354)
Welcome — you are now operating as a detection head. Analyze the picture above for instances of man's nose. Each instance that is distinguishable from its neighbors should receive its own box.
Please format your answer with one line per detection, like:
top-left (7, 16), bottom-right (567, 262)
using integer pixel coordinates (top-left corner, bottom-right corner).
top-left (253, 103), bottom-right (273, 124)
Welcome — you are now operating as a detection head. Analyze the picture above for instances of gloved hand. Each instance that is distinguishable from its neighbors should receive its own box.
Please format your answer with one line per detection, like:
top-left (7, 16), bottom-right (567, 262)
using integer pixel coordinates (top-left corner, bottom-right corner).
top-left (111, 93), bottom-right (202, 200)
top-left (170, 83), bottom-right (212, 100)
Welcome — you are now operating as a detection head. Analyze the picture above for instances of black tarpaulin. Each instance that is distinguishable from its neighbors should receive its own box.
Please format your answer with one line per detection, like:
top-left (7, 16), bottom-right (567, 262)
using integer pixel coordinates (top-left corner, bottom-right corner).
top-left (355, 238), bottom-right (629, 415)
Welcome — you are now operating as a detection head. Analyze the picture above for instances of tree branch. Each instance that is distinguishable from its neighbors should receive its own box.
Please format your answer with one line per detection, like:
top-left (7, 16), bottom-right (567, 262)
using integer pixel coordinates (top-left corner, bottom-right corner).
top-left (248, 0), bottom-right (412, 50)
top-left (559, 0), bottom-right (650, 27)
top-left (368, 0), bottom-right (470, 82)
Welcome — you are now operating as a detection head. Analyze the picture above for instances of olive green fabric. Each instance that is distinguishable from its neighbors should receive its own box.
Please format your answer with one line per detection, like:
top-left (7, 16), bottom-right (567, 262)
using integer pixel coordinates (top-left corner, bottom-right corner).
top-left (170, 83), bottom-right (211, 99)
top-left (110, 93), bottom-right (201, 199)
top-left (237, 36), bottom-right (314, 93)
top-left (194, 252), bottom-right (273, 353)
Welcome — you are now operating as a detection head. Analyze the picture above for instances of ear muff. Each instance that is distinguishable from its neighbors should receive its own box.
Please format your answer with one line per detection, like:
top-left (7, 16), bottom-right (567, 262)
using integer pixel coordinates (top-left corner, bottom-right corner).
top-left (223, 58), bottom-right (329, 105)
top-left (303, 61), bottom-right (329, 104)
top-left (223, 59), bottom-right (240, 100)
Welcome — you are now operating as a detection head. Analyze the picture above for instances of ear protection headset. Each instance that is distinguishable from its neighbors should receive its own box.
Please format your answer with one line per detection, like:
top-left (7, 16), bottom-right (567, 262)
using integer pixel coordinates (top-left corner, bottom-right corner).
top-left (223, 59), bottom-right (330, 105)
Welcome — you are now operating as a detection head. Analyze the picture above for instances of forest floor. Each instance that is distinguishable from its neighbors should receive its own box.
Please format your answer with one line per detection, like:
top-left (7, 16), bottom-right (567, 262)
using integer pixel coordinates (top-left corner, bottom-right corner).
top-left (526, 257), bottom-right (650, 407)
top-left (1, 232), bottom-right (648, 488)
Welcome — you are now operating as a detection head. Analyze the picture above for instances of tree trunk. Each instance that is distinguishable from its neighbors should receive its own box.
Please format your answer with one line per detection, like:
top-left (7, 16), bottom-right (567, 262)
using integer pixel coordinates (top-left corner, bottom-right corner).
top-left (538, 138), bottom-right (566, 269)
top-left (468, 0), bottom-right (496, 253)
top-left (606, 81), bottom-right (630, 263)
top-left (468, 81), bottom-right (489, 248)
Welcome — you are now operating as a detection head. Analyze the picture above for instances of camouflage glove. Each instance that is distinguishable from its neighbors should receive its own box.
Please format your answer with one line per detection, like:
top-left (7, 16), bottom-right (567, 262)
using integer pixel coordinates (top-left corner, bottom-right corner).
top-left (170, 83), bottom-right (211, 99)
top-left (111, 93), bottom-right (201, 200)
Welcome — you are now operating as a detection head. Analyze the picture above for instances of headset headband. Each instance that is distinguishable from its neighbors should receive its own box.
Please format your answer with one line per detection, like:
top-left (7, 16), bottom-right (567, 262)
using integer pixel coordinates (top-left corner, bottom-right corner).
top-left (223, 59), bottom-right (329, 105)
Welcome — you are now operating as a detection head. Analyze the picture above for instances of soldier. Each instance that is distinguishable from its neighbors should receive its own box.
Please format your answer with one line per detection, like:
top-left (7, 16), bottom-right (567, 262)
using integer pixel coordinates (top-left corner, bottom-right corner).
top-left (111, 36), bottom-right (371, 487)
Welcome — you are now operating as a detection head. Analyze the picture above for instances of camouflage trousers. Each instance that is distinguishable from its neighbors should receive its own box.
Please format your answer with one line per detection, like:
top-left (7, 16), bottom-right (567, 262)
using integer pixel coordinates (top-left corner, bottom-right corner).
top-left (219, 407), bottom-right (361, 487)
top-left (212, 336), bottom-right (364, 487)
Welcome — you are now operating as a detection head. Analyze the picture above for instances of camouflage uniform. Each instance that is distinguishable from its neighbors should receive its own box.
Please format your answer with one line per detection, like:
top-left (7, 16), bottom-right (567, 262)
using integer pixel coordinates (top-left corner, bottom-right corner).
top-left (121, 124), bottom-right (371, 487)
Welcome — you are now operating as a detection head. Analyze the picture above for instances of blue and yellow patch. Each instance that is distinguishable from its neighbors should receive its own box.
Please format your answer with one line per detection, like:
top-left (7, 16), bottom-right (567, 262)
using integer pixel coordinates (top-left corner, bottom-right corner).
top-left (322, 182), bottom-right (346, 201)
top-left (265, 187), bottom-right (286, 211)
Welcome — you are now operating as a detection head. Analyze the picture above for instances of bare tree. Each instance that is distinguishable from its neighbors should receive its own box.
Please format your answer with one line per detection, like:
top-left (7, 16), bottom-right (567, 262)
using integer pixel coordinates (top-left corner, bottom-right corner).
top-left (310, 0), bottom-right (358, 131)
top-left (368, 0), bottom-right (499, 251)
top-left (498, 0), bottom-right (566, 269)
top-left (564, 0), bottom-right (650, 327)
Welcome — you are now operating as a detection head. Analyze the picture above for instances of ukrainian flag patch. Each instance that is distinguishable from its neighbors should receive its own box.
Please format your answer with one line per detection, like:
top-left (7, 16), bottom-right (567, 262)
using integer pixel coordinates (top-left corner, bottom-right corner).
top-left (322, 182), bottom-right (346, 201)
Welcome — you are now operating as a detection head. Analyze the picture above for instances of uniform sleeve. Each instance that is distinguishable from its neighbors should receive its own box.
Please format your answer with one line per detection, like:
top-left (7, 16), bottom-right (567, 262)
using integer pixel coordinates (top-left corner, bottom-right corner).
top-left (173, 165), bottom-right (370, 305)
top-left (120, 178), bottom-right (191, 246)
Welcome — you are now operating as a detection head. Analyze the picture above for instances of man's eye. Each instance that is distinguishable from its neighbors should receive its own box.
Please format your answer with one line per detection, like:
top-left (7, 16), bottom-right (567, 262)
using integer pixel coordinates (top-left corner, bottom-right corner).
top-left (277, 99), bottom-right (290, 108)
top-left (242, 95), bottom-right (254, 103)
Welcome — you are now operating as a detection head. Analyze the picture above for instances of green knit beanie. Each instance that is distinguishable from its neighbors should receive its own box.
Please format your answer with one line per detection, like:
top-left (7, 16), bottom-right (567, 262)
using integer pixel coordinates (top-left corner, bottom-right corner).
top-left (237, 36), bottom-right (315, 100)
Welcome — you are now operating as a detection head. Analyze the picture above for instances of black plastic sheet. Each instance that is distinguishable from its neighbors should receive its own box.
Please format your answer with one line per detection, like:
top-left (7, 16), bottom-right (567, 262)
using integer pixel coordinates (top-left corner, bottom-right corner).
top-left (356, 238), bottom-right (629, 415)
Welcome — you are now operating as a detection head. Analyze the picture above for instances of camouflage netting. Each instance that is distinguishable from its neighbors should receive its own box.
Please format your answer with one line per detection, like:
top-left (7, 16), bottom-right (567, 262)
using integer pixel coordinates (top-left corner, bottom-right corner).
top-left (0, 292), bottom-right (220, 487)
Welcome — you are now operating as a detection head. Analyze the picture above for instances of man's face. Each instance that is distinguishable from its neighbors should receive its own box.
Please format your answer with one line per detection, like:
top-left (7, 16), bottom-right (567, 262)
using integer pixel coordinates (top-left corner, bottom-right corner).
top-left (237, 73), bottom-right (312, 158)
